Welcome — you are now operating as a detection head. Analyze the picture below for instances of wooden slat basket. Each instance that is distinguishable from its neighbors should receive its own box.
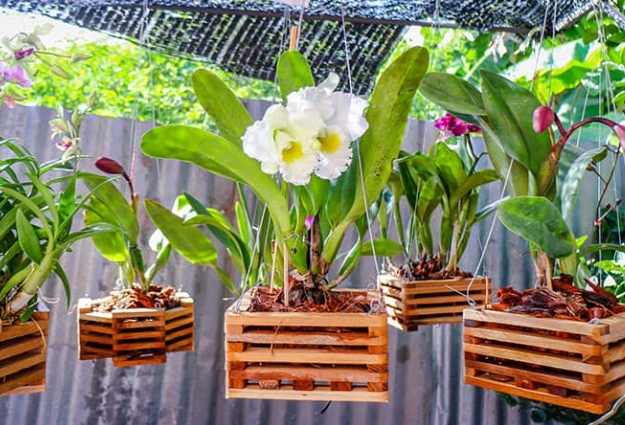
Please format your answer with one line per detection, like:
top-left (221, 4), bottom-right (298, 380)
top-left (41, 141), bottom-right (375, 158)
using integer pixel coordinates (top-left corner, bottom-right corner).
top-left (464, 308), bottom-right (625, 414)
top-left (225, 289), bottom-right (389, 402)
top-left (78, 293), bottom-right (194, 367)
top-left (380, 274), bottom-right (489, 331)
top-left (0, 312), bottom-right (49, 397)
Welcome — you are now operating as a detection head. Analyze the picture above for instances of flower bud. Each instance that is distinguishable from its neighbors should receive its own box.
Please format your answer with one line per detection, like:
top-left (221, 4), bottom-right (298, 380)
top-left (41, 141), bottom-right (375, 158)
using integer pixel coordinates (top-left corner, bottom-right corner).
top-left (95, 157), bottom-right (126, 175)
top-left (532, 105), bottom-right (555, 133)
top-left (613, 123), bottom-right (625, 153)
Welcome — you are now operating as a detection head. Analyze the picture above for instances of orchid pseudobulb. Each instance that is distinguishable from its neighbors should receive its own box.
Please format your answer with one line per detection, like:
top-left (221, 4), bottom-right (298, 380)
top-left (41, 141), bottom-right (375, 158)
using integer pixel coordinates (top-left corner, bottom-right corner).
top-left (242, 73), bottom-right (368, 185)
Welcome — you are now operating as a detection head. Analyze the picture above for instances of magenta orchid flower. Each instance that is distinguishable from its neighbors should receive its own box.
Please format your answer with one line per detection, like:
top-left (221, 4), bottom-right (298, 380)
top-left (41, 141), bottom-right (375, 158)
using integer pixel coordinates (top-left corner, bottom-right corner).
top-left (434, 113), bottom-right (481, 139)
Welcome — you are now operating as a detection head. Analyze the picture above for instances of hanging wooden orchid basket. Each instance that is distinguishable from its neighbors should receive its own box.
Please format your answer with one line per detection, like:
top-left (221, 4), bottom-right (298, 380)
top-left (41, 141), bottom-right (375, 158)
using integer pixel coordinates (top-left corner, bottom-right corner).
top-left (0, 312), bottom-right (49, 397)
top-left (380, 274), bottom-right (490, 331)
top-left (77, 293), bottom-right (194, 367)
top-left (224, 288), bottom-right (389, 402)
top-left (463, 308), bottom-right (625, 414)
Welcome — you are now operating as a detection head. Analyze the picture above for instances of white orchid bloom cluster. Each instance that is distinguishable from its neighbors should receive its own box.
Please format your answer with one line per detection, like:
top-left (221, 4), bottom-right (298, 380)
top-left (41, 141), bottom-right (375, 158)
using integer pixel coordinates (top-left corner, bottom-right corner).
top-left (242, 73), bottom-right (369, 185)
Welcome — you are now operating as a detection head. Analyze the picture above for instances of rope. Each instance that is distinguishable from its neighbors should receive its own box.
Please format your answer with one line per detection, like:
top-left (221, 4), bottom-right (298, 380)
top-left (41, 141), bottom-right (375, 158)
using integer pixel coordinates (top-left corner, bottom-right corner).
top-left (339, 2), bottom-right (382, 309)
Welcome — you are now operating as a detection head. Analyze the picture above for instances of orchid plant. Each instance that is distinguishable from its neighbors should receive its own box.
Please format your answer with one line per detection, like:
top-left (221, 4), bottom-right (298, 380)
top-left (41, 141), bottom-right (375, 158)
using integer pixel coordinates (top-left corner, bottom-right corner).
top-left (420, 70), bottom-right (625, 287)
top-left (0, 25), bottom-right (89, 108)
top-left (141, 47), bottom-right (429, 295)
top-left (383, 114), bottom-right (498, 277)
top-left (0, 97), bottom-right (114, 323)
top-left (83, 157), bottom-right (220, 295)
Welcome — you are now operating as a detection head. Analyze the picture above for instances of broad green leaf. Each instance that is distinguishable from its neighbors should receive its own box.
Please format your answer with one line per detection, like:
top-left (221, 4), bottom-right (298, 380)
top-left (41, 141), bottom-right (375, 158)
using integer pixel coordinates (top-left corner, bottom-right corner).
top-left (145, 199), bottom-right (218, 265)
top-left (498, 196), bottom-right (576, 259)
top-left (480, 70), bottom-right (551, 177)
top-left (431, 143), bottom-right (466, 198)
top-left (449, 169), bottom-right (499, 208)
top-left (277, 51), bottom-right (315, 102)
top-left (480, 118), bottom-right (532, 196)
top-left (420, 72), bottom-right (485, 115)
top-left (345, 46), bottom-right (429, 223)
top-left (83, 204), bottom-right (128, 262)
top-left (558, 147), bottom-right (607, 220)
top-left (16, 209), bottom-right (44, 263)
top-left (361, 238), bottom-right (405, 256)
top-left (325, 152), bottom-right (358, 226)
top-left (83, 176), bottom-right (140, 244)
top-left (141, 125), bottom-right (292, 239)
top-left (192, 69), bottom-right (254, 145)
top-left (184, 213), bottom-right (250, 272)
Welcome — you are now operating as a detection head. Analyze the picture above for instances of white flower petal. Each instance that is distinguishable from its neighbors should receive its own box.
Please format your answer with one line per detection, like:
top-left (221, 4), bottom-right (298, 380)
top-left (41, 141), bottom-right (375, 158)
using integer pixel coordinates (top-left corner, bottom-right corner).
top-left (327, 92), bottom-right (369, 141)
top-left (280, 144), bottom-right (317, 185)
top-left (314, 128), bottom-right (352, 179)
top-left (318, 72), bottom-right (339, 93)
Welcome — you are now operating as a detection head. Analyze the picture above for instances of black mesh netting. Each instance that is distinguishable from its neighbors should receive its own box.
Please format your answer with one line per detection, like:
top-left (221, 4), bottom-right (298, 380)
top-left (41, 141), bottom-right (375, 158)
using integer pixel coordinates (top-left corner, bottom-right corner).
top-left (0, 0), bottom-right (597, 94)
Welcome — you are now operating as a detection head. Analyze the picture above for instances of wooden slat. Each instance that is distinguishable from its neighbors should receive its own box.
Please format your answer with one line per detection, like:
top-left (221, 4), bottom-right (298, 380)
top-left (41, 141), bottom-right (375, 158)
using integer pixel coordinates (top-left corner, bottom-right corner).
top-left (227, 347), bottom-right (386, 365)
top-left (0, 352), bottom-right (46, 380)
top-left (0, 337), bottom-right (46, 363)
top-left (464, 359), bottom-right (601, 393)
top-left (464, 375), bottom-right (608, 414)
top-left (230, 365), bottom-right (387, 382)
top-left (226, 329), bottom-right (384, 346)
top-left (465, 326), bottom-right (602, 356)
top-left (0, 366), bottom-right (46, 396)
top-left (226, 384), bottom-right (388, 402)
top-left (464, 342), bottom-right (605, 375)
top-left (464, 309), bottom-right (610, 339)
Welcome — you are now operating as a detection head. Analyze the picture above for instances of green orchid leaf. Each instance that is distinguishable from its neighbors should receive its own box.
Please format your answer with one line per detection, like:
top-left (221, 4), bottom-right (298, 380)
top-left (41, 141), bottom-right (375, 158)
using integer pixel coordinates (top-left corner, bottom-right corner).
top-left (54, 263), bottom-right (71, 309)
top-left (498, 196), bottom-right (576, 259)
top-left (558, 146), bottom-right (607, 220)
top-left (235, 201), bottom-right (253, 247)
top-left (480, 70), bottom-right (551, 177)
top-left (0, 186), bottom-right (53, 240)
top-left (16, 209), bottom-right (44, 263)
top-left (83, 202), bottom-right (128, 262)
top-left (83, 175), bottom-right (139, 244)
top-left (141, 125), bottom-right (291, 239)
top-left (449, 169), bottom-right (499, 208)
top-left (59, 222), bottom-right (120, 250)
top-left (145, 244), bottom-right (172, 284)
top-left (27, 172), bottom-right (59, 231)
top-left (305, 175), bottom-right (330, 216)
top-left (338, 238), bottom-right (362, 277)
top-left (58, 176), bottom-right (76, 222)
top-left (192, 69), bottom-right (254, 145)
top-left (420, 72), bottom-right (485, 116)
top-left (277, 51), bottom-right (315, 102)
top-left (578, 243), bottom-right (625, 256)
top-left (361, 238), bottom-right (405, 256)
top-left (431, 142), bottom-right (466, 198)
top-left (480, 117), bottom-right (531, 196)
top-left (184, 213), bottom-right (250, 273)
top-left (325, 153), bottom-right (358, 226)
top-left (145, 198), bottom-right (218, 265)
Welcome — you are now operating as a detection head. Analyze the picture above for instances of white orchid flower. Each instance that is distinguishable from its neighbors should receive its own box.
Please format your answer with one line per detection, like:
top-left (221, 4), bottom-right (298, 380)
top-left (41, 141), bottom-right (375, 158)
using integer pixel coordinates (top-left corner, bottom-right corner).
top-left (242, 103), bottom-right (322, 185)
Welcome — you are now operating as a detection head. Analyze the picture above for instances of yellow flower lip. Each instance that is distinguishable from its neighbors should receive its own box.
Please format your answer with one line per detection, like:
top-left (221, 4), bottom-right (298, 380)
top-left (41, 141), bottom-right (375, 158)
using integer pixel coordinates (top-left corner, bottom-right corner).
top-left (282, 141), bottom-right (305, 164)
top-left (318, 132), bottom-right (341, 154)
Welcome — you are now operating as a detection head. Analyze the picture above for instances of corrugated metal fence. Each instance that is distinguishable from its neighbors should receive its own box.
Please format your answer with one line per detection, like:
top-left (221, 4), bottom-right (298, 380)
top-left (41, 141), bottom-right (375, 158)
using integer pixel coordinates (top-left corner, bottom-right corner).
top-left (0, 104), bottom-right (621, 425)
